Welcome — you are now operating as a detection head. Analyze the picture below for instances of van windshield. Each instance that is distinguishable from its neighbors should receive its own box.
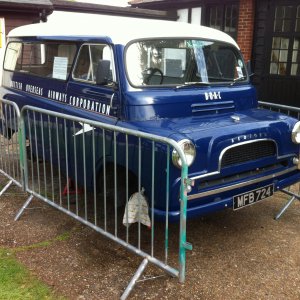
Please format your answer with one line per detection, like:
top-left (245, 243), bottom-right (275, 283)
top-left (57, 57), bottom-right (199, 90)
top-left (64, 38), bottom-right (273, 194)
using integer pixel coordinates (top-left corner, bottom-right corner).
top-left (126, 39), bottom-right (247, 87)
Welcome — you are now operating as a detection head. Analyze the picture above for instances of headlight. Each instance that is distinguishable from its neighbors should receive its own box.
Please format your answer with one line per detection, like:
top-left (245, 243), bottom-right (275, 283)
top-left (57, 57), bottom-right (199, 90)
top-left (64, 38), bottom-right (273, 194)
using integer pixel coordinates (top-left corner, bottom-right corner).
top-left (292, 121), bottom-right (300, 144)
top-left (172, 139), bottom-right (196, 168)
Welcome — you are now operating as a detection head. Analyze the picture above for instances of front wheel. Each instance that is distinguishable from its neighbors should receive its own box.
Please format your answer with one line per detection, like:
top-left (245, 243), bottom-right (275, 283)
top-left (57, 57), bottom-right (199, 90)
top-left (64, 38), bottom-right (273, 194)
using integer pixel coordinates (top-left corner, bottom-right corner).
top-left (97, 164), bottom-right (138, 208)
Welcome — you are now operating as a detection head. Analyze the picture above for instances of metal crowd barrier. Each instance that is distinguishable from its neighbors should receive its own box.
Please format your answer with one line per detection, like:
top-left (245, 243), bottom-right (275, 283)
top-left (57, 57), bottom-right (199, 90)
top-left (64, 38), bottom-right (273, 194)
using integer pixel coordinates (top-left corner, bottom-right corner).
top-left (259, 101), bottom-right (300, 119)
top-left (1, 99), bottom-right (299, 297)
top-left (0, 99), bottom-right (23, 195)
top-left (0, 103), bottom-right (190, 299)
top-left (259, 101), bottom-right (300, 219)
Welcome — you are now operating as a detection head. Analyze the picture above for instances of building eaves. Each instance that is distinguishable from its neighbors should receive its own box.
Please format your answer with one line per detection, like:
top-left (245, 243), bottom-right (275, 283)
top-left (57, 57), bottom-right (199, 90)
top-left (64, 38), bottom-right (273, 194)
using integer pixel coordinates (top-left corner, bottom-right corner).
top-left (130, 0), bottom-right (165, 4)
top-left (0, 0), bottom-right (53, 13)
top-left (52, 0), bottom-right (177, 20)
top-left (130, 0), bottom-right (202, 9)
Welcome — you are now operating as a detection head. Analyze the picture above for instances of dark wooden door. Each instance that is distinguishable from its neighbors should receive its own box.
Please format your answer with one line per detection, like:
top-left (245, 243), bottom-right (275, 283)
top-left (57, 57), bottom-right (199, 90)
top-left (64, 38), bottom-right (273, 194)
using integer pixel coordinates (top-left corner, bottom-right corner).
top-left (254, 0), bottom-right (300, 106)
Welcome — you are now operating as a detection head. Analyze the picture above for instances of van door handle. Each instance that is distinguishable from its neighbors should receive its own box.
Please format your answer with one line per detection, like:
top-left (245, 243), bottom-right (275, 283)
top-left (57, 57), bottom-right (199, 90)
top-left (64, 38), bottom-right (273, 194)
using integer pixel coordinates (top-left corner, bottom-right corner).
top-left (84, 89), bottom-right (105, 97)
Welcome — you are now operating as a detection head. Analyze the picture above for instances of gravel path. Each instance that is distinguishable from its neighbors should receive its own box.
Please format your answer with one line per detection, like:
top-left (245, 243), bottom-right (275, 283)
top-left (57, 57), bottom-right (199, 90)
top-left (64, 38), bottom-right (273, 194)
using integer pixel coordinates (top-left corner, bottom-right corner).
top-left (0, 180), bottom-right (299, 299)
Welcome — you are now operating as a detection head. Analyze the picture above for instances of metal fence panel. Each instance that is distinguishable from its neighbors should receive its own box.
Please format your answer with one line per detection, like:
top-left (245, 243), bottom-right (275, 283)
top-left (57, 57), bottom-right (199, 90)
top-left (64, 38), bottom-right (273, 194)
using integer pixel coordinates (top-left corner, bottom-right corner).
top-left (12, 105), bottom-right (191, 298)
top-left (1, 98), bottom-right (299, 297)
top-left (0, 99), bottom-right (23, 194)
top-left (259, 101), bottom-right (300, 219)
top-left (259, 101), bottom-right (300, 119)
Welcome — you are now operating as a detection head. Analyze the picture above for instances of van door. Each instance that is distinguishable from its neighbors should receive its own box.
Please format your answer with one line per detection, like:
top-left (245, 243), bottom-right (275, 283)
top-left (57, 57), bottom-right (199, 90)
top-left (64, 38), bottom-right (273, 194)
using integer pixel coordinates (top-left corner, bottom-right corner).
top-left (66, 43), bottom-right (119, 189)
top-left (66, 43), bottom-right (119, 123)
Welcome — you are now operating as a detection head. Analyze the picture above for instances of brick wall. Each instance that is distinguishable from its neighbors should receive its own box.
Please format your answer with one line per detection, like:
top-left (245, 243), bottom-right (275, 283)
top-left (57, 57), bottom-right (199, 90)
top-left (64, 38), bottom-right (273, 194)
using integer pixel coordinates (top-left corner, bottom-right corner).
top-left (0, 12), bottom-right (40, 83)
top-left (236, 0), bottom-right (255, 62)
top-left (2, 12), bottom-right (40, 37)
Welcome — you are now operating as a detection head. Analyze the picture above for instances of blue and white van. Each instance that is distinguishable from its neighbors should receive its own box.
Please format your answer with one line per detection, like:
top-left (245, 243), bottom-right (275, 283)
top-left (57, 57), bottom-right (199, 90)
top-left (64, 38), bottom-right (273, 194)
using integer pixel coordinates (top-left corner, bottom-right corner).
top-left (1, 15), bottom-right (300, 221)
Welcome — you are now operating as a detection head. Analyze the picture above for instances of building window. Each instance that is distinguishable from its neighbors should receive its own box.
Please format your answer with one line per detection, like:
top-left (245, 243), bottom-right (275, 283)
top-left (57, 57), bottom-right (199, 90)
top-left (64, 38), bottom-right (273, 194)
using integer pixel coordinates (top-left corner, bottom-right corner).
top-left (270, 37), bottom-right (289, 75)
top-left (274, 6), bottom-right (293, 32)
top-left (225, 4), bottom-right (238, 37)
top-left (206, 4), bottom-right (238, 40)
top-left (292, 7), bottom-right (300, 75)
top-left (209, 6), bottom-right (222, 30)
top-left (269, 5), bottom-right (300, 76)
top-left (296, 6), bottom-right (300, 32)
top-left (291, 37), bottom-right (300, 75)
top-left (191, 7), bottom-right (202, 25)
top-left (177, 9), bottom-right (189, 23)
top-left (177, 7), bottom-right (202, 25)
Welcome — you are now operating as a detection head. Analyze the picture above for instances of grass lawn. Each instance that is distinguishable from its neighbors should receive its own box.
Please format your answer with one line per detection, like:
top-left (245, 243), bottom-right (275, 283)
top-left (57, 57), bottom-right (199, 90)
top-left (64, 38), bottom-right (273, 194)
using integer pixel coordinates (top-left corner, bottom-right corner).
top-left (0, 239), bottom-right (67, 300)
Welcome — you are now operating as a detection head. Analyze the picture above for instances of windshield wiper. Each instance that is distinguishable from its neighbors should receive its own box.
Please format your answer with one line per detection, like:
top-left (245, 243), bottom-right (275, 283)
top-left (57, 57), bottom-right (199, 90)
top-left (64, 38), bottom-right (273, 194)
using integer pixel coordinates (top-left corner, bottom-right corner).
top-left (230, 76), bottom-right (247, 86)
top-left (175, 82), bottom-right (210, 90)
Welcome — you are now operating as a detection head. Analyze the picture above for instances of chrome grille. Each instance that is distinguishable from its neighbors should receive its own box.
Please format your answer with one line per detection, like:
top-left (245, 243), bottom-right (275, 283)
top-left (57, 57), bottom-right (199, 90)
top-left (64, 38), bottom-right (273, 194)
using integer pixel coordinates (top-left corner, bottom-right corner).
top-left (191, 101), bottom-right (235, 115)
top-left (221, 140), bottom-right (277, 168)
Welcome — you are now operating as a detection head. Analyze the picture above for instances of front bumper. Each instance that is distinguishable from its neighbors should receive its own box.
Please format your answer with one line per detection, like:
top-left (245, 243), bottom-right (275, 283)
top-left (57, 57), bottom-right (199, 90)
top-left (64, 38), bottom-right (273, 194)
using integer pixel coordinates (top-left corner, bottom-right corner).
top-left (153, 166), bottom-right (300, 222)
top-left (188, 166), bottom-right (298, 200)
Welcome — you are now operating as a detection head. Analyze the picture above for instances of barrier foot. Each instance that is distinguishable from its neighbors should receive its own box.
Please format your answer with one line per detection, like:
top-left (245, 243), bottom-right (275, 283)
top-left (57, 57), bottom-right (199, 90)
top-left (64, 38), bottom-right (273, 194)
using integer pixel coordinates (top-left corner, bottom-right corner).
top-left (0, 180), bottom-right (13, 197)
top-left (14, 194), bottom-right (34, 221)
top-left (120, 258), bottom-right (149, 300)
top-left (275, 188), bottom-right (300, 220)
top-left (275, 196), bottom-right (297, 220)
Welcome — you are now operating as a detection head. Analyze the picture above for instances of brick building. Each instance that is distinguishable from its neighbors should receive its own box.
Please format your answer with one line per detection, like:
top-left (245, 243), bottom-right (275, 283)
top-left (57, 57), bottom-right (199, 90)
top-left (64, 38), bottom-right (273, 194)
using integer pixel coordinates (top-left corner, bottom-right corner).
top-left (0, 0), bottom-right (52, 79)
top-left (236, 0), bottom-right (254, 62)
top-left (130, 0), bottom-right (300, 107)
top-left (0, 0), bottom-right (52, 37)
top-left (130, 0), bottom-right (255, 62)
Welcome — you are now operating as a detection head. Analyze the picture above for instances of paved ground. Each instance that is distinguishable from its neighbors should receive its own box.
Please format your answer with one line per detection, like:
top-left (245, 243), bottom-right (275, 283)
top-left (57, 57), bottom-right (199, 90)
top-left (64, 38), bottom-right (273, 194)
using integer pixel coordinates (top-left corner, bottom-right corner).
top-left (0, 179), bottom-right (299, 299)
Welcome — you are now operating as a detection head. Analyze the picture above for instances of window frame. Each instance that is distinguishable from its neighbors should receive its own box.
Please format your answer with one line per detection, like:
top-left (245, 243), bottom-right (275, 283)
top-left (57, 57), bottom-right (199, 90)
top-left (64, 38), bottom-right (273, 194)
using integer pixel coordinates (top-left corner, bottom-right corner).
top-left (72, 43), bottom-right (116, 86)
top-left (124, 37), bottom-right (248, 89)
top-left (268, 4), bottom-right (300, 77)
top-left (3, 41), bottom-right (78, 81)
top-left (204, 2), bottom-right (239, 41)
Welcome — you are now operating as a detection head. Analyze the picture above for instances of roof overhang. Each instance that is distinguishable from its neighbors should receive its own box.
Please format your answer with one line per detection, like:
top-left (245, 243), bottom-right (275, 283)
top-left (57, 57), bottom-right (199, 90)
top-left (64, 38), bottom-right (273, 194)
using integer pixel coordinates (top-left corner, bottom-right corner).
top-left (0, 0), bottom-right (53, 14)
top-left (52, 0), bottom-right (176, 20)
top-left (0, 0), bottom-right (176, 21)
top-left (130, 0), bottom-right (202, 9)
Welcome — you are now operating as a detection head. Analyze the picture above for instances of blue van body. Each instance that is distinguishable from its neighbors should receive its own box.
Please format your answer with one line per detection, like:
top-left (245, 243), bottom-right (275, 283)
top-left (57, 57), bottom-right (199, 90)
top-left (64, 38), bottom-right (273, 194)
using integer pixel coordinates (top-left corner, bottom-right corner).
top-left (1, 17), bottom-right (300, 221)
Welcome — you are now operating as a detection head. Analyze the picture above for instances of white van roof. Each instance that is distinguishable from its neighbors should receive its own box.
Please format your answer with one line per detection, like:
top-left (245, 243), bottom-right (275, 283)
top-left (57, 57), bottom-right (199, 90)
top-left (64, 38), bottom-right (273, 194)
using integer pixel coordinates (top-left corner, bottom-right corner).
top-left (8, 14), bottom-right (239, 48)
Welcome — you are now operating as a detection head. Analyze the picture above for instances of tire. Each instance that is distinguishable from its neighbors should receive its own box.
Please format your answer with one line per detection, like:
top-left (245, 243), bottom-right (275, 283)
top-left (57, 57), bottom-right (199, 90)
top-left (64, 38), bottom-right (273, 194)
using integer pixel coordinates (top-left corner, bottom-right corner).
top-left (97, 164), bottom-right (138, 208)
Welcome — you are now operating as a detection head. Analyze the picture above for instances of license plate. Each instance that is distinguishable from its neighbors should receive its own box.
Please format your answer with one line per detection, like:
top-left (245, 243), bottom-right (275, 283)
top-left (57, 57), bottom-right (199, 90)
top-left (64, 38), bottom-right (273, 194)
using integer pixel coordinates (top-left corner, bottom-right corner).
top-left (233, 184), bottom-right (274, 210)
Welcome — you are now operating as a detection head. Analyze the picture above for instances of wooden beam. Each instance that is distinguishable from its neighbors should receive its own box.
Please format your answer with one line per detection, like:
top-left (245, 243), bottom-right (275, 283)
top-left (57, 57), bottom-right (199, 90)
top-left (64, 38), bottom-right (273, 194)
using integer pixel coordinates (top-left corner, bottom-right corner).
top-left (52, 0), bottom-right (177, 20)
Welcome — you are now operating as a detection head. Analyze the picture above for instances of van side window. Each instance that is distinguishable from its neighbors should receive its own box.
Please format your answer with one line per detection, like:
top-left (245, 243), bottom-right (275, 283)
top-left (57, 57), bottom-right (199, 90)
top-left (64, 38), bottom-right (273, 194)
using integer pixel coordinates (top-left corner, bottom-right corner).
top-left (73, 44), bottom-right (114, 84)
top-left (4, 42), bottom-right (77, 80)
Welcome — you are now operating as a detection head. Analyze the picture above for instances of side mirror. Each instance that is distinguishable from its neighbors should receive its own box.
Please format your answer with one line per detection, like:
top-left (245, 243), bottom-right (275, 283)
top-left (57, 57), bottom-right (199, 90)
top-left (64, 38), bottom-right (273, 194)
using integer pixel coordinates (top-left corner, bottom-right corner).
top-left (96, 60), bottom-right (111, 85)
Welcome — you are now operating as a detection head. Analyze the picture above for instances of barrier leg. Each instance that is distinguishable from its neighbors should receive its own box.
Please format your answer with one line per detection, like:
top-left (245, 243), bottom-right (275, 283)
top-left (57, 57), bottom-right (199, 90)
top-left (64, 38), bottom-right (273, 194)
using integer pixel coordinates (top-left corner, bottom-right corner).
top-left (14, 194), bottom-right (34, 221)
top-left (0, 180), bottom-right (13, 197)
top-left (275, 188), bottom-right (300, 220)
top-left (120, 258), bottom-right (148, 300)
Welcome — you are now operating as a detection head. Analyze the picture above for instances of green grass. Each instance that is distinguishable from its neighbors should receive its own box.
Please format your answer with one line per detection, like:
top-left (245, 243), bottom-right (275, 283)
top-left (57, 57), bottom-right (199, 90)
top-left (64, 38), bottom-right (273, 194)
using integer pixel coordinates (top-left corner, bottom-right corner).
top-left (0, 233), bottom-right (70, 300)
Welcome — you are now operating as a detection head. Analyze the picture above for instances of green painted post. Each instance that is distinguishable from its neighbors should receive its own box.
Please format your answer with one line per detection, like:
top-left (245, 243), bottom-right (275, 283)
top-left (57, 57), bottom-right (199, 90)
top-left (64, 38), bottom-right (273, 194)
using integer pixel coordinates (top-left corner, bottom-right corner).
top-left (179, 163), bottom-right (192, 283)
top-left (165, 146), bottom-right (170, 264)
top-left (18, 112), bottom-right (28, 191)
